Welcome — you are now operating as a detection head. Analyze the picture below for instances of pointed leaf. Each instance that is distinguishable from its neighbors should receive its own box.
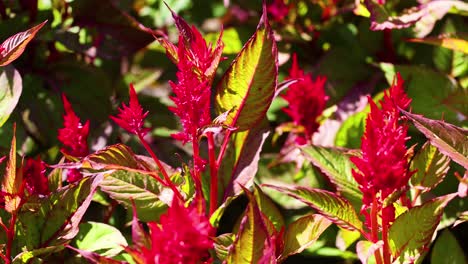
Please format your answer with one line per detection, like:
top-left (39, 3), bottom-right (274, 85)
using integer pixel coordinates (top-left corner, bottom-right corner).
top-left (15, 175), bottom-right (102, 251)
top-left (0, 20), bottom-right (47, 66)
top-left (431, 230), bottom-right (467, 264)
top-left (301, 146), bottom-right (362, 210)
top-left (214, 10), bottom-right (277, 131)
top-left (214, 233), bottom-right (235, 261)
top-left (410, 142), bottom-right (451, 192)
top-left (279, 214), bottom-right (331, 262)
top-left (264, 184), bottom-right (364, 233)
top-left (226, 188), bottom-right (272, 264)
top-left (401, 110), bottom-right (468, 169)
top-left (1, 124), bottom-right (21, 213)
top-left (253, 184), bottom-right (285, 232)
top-left (389, 194), bottom-right (457, 261)
top-left (407, 37), bottom-right (468, 54)
top-left (81, 144), bottom-right (140, 170)
top-left (99, 170), bottom-right (168, 222)
top-left (220, 119), bottom-right (270, 198)
top-left (73, 222), bottom-right (127, 257)
top-left (0, 66), bottom-right (22, 127)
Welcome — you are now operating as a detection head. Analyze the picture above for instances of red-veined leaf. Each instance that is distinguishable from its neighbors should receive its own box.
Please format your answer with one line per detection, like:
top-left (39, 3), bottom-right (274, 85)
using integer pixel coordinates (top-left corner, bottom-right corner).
top-left (264, 184), bottom-right (364, 233)
top-left (1, 124), bottom-right (21, 213)
top-left (388, 194), bottom-right (457, 262)
top-left (214, 6), bottom-right (277, 131)
top-left (0, 20), bottom-right (47, 66)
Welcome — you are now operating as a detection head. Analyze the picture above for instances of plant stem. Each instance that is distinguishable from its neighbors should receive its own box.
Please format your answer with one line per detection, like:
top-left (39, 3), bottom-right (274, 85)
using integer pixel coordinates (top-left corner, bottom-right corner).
top-left (191, 137), bottom-right (204, 199)
top-left (207, 132), bottom-right (218, 216)
top-left (137, 133), bottom-right (183, 201)
top-left (382, 217), bottom-right (391, 264)
top-left (5, 211), bottom-right (17, 264)
top-left (371, 194), bottom-right (383, 264)
top-left (216, 129), bottom-right (232, 167)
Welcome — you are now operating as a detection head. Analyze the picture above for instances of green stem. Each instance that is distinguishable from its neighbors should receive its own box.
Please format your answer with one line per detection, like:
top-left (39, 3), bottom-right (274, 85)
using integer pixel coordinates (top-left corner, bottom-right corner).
top-left (207, 132), bottom-right (218, 216)
top-left (137, 133), bottom-right (183, 201)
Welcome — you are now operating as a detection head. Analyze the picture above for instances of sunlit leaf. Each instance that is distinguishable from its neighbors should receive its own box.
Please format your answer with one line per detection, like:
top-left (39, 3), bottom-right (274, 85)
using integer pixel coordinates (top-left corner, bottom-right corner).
top-left (0, 20), bottom-right (47, 66)
top-left (215, 10), bottom-right (277, 131)
top-left (12, 246), bottom-right (64, 264)
top-left (1, 124), bottom-right (21, 213)
top-left (73, 222), bottom-right (127, 257)
top-left (410, 142), bottom-right (451, 192)
top-left (301, 146), bottom-right (362, 211)
top-left (214, 233), bottom-right (235, 261)
top-left (336, 228), bottom-right (361, 251)
top-left (264, 184), bottom-right (364, 233)
top-left (401, 110), bottom-right (468, 169)
top-left (389, 194), bottom-right (457, 261)
top-left (279, 214), bottom-right (331, 262)
top-left (0, 66), bottom-right (22, 127)
top-left (253, 184), bottom-right (285, 232)
top-left (407, 36), bottom-right (468, 54)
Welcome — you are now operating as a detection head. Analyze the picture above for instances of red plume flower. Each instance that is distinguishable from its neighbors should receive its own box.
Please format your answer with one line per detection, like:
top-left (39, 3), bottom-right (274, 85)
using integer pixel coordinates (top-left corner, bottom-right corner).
top-left (164, 14), bottom-right (224, 143)
top-left (282, 54), bottom-right (328, 145)
top-left (350, 73), bottom-right (413, 225)
top-left (110, 84), bottom-right (150, 136)
top-left (58, 94), bottom-right (90, 158)
top-left (23, 157), bottom-right (50, 196)
top-left (267, 0), bottom-right (290, 22)
top-left (128, 199), bottom-right (214, 264)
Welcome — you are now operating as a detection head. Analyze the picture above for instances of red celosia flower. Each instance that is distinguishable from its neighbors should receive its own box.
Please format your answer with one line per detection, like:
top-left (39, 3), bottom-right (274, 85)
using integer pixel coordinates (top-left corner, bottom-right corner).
top-left (23, 157), bottom-right (50, 196)
top-left (110, 84), bottom-right (150, 136)
top-left (282, 54), bottom-right (328, 145)
top-left (350, 73), bottom-right (412, 224)
top-left (133, 199), bottom-right (214, 264)
top-left (165, 15), bottom-right (223, 143)
top-left (58, 94), bottom-right (90, 158)
top-left (267, 0), bottom-right (290, 22)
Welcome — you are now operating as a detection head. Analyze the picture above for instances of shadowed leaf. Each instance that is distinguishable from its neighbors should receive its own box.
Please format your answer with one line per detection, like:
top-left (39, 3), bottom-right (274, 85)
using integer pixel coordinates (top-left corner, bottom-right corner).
top-left (431, 230), bottom-right (467, 264)
top-left (0, 66), bottom-right (22, 127)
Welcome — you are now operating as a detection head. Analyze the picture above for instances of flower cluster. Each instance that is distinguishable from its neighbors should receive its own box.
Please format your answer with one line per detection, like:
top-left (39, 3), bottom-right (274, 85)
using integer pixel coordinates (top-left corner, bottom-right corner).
top-left (110, 84), bottom-right (150, 136)
top-left (350, 73), bottom-right (412, 224)
top-left (58, 95), bottom-right (90, 183)
top-left (128, 199), bottom-right (214, 264)
top-left (162, 14), bottom-right (224, 143)
top-left (23, 157), bottom-right (50, 196)
top-left (282, 54), bottom-right (328, 145)
top-left (267, 0), bottom-right (290, 22)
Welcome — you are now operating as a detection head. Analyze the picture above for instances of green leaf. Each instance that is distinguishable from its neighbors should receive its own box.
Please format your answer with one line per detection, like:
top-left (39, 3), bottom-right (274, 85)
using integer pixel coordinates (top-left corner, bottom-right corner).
top-left (401, 110), bottom-right (468, 170)
top-left (301, 146), bottom-right (362, 211)
top-left (389, 194), bottom-right (457, 262)
top-left (0, 65), bottom-right (22, 127)
top-left (336, 228), bottom-right (361, 251)
top-left (214, 11), bottom-right (277, 132)
top-left (12, 246), bottom-right (64, 264)
top-left (73, 222), bottom-right (127, 257)
top-left (205, 28), bottom-right (243, 55)
top-left (280, 214), bottom-right (331, 262)
top-left (219, 119), bottom-right (270, 198)
top-left (1, 124), bottom-right (21, 213)
top-left (15, 175), bottom-right (102, 251)
top-left (408, 37), bottom-right (468, 54)
top-left (410, 142), bottom-right (451, 192)
top-left (0, 20), bottom-right (47, 66)
top-left (253, 184), bottom-right (284, 232)
top-left (214, 233), bottom-right (235, 261)
top-left (264, 184), bottom-right (364, 233)
top-left (81, 144), bottom-right (140, 170)
top-left (335, 111), bottom-right (367, 149)
top-left (99, 170), bottom-right (168, 222)
top-left (380, 63), bottom-right (465, 124)
top-left (431, 230), bottom-right (467, 264)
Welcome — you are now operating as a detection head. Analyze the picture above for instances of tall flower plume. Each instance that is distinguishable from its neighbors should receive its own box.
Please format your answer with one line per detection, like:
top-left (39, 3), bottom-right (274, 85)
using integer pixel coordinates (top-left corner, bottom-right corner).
top-left (110, 84), bottom-right (150, 136)
top-left (350, 73), bottom-right (412, 224)
top-left (127, 199), bottom-right (214, 264)
top-left (23, 157), bottom-right (50, 196)
top-left (161, 12), bottom-right (224, 143)
top-left (282, 54), bottom-right (328, 145)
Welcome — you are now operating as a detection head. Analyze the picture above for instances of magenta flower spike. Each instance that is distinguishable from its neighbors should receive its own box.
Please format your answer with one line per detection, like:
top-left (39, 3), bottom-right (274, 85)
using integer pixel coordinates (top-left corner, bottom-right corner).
top-left (282, 54), bottom-right (328, 144)
top-left (110, 84), bottom-right (150, 136)
top-left (23, 157), bottom-right (50, 196)
top-left (58, 94), bottom-right (90, 158)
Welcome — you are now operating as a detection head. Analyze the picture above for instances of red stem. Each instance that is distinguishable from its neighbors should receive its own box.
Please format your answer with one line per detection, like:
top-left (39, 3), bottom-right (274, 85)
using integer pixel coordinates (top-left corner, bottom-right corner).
top-left (207, 132), bottom-right (218, 216)
top-left (382, 217), bottom-right (391, 264)
top-left (5, 212), bottom-right (16, 264)
top-left (216, 129), bottom-right (232, 167)
top-left (137, 133), bottom-right (183, 201)
top-left (371, 194), bottom-right (383, 264)
top-left (191, 137), bottom-right (204, 199)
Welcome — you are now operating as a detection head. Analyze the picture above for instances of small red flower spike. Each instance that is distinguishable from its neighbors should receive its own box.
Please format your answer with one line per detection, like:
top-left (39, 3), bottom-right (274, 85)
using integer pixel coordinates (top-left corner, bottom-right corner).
top-left (110, 84), bottom-right (150, 136)
top-left (282, 54), bottom-right (328, 144)
top-left (23, 157), bottom-right (50, 196)
top-left (58, 94), bottom-right (90, 158)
